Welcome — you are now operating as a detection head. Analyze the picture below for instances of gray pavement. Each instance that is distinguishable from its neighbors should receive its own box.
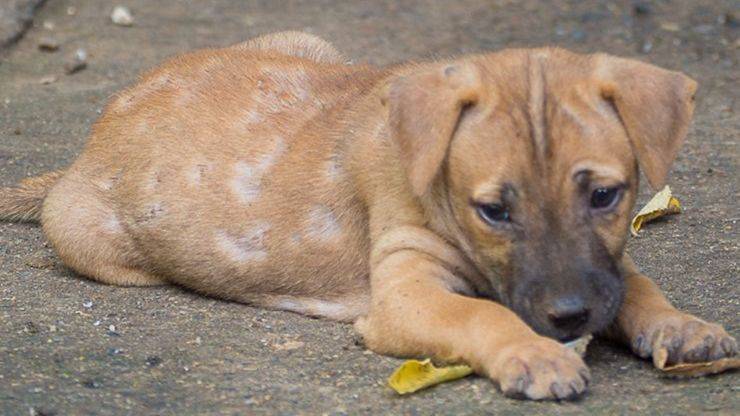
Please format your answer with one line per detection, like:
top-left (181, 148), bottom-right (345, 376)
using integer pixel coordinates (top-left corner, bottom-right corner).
top-left (0, 1), bottom-right (738, 415)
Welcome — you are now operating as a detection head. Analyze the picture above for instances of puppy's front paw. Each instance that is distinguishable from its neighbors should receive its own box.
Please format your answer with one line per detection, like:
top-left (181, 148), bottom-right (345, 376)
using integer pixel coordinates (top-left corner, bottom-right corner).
top-left (492, 336), bottom-right (590, 401)
top-left (631, 312), bottom-right (738, 367)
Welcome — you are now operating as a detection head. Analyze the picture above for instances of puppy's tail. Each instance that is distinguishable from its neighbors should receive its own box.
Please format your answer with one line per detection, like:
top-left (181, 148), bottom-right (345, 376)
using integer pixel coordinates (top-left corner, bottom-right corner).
top-left (0, 170), bottom-right (65, 223)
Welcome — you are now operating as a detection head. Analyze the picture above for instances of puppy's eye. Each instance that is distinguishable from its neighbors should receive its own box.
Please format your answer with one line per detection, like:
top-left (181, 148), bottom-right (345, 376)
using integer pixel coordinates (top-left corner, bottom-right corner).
top-left (476, 203), bottom-right (510, 224)
top-left (590, 187), bottom-right (621, 210)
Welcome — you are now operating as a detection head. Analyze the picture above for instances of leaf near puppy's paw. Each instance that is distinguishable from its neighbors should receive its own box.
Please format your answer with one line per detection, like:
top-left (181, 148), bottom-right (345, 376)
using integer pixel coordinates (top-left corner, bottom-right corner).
top-left (660, 357), bottom-right (740, 378)
top-left (564, 334), bottom-right (593, 357)
top-left (386, 335), bottom-right (591, 395)
top-left (631, 185), bottom-right (681, 236)
top-left (387, 359), bottom-right (473, 395)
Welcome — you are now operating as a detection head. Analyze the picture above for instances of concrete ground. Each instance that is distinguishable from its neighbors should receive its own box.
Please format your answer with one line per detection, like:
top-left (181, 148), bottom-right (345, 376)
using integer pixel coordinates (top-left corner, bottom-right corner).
top-left (0, 0), bottom-right (738, 414)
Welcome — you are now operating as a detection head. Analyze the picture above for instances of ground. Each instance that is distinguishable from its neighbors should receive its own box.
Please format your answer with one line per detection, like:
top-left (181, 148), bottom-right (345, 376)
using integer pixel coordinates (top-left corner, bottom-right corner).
top-left (0, 0), bottom-right (738, 415)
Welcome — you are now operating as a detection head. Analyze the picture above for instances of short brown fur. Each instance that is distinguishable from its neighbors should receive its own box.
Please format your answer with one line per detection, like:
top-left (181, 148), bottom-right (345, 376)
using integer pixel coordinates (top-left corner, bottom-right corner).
top-left (1, 32), bottom-right (734, 400)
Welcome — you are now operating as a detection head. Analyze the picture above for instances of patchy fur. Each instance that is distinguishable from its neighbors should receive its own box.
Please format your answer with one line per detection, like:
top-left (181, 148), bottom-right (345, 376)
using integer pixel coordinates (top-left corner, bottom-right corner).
top-left (0, 32), bottom-right (734, 401)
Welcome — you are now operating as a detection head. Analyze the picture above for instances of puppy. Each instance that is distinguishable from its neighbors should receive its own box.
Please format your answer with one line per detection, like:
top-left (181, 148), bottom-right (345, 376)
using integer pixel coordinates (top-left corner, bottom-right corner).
top-left (1, 31), bottom-right (736, 400)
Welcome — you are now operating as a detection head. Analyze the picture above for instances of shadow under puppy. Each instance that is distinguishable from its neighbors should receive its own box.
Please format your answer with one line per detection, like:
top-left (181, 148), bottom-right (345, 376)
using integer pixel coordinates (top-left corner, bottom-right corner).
top-left (1, 31), bottom-right (736, 400)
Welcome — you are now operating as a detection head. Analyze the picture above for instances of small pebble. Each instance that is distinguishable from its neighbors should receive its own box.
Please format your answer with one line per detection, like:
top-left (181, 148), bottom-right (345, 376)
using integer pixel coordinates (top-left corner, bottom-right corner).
top-left (146, 356), bottom-right (163, 367)
top-left (632, 2), bottom-right (651, 16)
top-left (82, 300), bottom-right (93, 308)
top-left (29, 406), bottom-right (56, 416)
top-left (724, 12), bottom-right (738, 29)
top-left (64, 48), bottom-right (87, 74)
top-left (24, 322), bottom-right (40, 334)
top-left (641, 40), bottom-right (653, 54)
top-left (82, 379), bottom-right (102, 389)
top-left (42, 21), bottom-right (55, 30)
top-left (93, 320), bottom-right (101, 326)
top-left (272, 340), bottom-right (305, 351)
top-left (108, 325), bottom-right (116, 332)
top-left (24, 252), bottom-right (56, 269)
top-left (38, 37), bottom-right (60, 52)
top-left (111, 6), bottom-right (134, 26)
top-left (39, 75), bottom-right (57, 85)
top-left (692, 24), bottom-right (715, 35)
top-left (660, 22), bottom-right (679, 32)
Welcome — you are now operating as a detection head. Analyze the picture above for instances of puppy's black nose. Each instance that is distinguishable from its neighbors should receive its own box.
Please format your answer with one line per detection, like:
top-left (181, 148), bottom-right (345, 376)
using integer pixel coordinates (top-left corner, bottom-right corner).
top-left (547, 295), bottom-right (589, 332)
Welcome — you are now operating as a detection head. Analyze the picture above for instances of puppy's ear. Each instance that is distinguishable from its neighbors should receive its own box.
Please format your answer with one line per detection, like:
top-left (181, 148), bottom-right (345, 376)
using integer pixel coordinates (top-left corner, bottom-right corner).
top-left (596, 55), bottom-right (697, 189)
top-left (387, 64), bottom-right (481, 196)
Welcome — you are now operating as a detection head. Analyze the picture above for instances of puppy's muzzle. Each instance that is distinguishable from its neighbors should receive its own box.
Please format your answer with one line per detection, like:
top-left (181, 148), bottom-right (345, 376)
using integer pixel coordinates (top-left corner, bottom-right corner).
top-left (508, 265), bottom-right (624, 342)
top-left (546, 294), bottom-right (590, 336)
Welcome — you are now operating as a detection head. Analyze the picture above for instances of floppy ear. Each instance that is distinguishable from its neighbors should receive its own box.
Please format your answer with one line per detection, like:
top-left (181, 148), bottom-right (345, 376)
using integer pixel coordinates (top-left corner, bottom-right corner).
top-left (387, 64), bottom-right (482, 196)
top-left (596, 55), bottom-right (697, 189)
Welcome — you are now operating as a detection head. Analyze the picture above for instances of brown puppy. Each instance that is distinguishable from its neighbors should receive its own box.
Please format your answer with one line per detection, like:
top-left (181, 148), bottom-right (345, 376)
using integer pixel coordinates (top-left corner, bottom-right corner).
top-left (1, 32), bottom-right (736, 400)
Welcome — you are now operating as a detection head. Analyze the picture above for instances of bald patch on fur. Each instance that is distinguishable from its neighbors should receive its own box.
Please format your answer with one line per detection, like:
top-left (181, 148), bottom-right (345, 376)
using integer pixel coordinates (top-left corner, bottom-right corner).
top-left (135, 202), bottom-right (165, 226)
top-left (215, 222), bottom-right (271, 263)
top-left (306, 204), bottom-right (341, 241)
top-left (186, 163), bottom-right (212, 186)
top-left (103, 214), bottom-right (123, 234)
top-left (241, 108), bottom-right (265, 126)
top-left (254, 68), bottom-right (313, 114)
top-left (230, 137), bottom-right (286, 203)
top-left (324, 156), bottom-right (342, 181)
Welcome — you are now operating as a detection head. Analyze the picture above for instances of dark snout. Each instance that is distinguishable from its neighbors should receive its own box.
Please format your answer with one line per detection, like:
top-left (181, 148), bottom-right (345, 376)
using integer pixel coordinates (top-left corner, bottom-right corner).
top-left (546, 294), bottom-right (590, 335)
top-left (509, 265), bottom-right (625, 342)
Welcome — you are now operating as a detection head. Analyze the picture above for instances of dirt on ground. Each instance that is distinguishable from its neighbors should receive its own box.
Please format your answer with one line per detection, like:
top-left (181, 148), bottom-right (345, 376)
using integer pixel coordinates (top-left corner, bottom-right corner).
top-left (0, 0), bottom-right (738, 415)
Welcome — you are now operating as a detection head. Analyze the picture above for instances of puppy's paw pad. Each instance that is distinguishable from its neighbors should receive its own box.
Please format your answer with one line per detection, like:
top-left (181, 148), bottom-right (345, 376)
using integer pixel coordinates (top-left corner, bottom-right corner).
top-left (495, 337), bottom-right (589, 401)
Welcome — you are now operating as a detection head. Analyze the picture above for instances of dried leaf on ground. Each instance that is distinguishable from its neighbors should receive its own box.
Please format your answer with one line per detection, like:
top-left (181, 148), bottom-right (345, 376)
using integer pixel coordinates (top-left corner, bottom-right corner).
top-left (388, 359), bottom-right (473, 395)
top-left (388, 335), bottom-right (592, 395)
top-left (658, 358), bottom-right (740, 378)
top-left (652, 330), bottom-right (739, 377)
top-left (631, 185), bottom-right (681, 236)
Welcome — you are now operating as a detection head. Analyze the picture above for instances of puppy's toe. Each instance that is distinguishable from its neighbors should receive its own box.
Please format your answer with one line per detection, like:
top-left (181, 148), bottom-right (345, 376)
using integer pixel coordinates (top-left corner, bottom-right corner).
top-left (640, 313), bottom-right (738, 366)
top-left (498, 358), bottom-right (531, 399)
top-left (494, 337), bottom-right (589, 401)
top-left (677, 320), bottom-right (737, 363)
top-left (720, 337), bottom-right (739, 356)
top-left (651, 322), bottom-right (684, 364)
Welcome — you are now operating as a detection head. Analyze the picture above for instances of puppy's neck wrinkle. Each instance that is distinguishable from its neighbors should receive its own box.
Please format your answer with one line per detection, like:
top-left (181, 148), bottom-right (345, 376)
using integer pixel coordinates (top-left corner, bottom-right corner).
top-left (526, 53), bottom-right (548, 170)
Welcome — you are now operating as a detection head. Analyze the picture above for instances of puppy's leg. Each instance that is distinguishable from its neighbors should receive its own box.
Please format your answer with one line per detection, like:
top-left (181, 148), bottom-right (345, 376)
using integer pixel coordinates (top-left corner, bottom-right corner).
top-left (356, 225), bottom-right (590, 400)
top-left (609, 255), bottom-right (737, 365)
top-left (42, 172), bottom-right (165, 287)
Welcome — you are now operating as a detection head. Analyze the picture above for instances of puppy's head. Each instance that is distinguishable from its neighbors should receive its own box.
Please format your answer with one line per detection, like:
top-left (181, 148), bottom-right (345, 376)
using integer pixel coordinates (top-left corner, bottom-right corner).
top-left (388, 49), bottom-right (696, 341)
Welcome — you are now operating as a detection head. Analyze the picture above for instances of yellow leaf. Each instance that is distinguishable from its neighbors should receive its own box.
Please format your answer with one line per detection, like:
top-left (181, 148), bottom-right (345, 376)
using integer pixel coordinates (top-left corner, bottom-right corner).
top-left (564, 333), bottom-right (593, 356)
top-left (630, 185), bottom-right (681, 236)
top-left (387, 335), bottom-right (592, 395)
top-left (387, 359), bottom-right (473, 395)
